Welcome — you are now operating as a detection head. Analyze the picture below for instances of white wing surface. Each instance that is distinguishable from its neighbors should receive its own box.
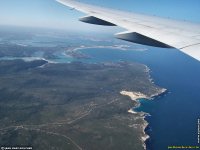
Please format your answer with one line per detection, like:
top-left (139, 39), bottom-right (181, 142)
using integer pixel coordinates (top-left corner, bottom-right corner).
top-left (56, 0), bottom-right (200, 61)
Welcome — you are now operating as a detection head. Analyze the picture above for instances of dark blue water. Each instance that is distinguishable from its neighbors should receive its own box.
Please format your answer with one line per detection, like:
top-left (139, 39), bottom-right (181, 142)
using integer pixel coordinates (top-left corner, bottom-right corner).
top-left (78, 47), bottom-right (200, 150)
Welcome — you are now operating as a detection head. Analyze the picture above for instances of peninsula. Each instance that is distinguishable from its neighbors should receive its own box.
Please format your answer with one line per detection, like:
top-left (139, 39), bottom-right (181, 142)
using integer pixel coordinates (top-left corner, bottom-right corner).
top-left (0, 59), bottom-right (166, 150)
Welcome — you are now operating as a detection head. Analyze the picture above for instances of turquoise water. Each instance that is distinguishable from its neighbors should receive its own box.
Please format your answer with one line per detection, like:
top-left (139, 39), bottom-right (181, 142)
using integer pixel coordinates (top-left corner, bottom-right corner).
top-left (78, 47), bottom-right (200, 150)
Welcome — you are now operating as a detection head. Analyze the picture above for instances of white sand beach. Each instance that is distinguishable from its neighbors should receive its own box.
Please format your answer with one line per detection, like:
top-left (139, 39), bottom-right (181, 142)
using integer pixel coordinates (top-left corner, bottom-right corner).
top-left (120, 91), bottom-right (149, 101)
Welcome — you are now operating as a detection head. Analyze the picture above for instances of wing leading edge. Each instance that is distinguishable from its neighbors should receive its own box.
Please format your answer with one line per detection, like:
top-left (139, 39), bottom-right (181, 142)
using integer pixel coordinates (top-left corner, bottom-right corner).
top-left (56, 0), bottom-right (200, 61)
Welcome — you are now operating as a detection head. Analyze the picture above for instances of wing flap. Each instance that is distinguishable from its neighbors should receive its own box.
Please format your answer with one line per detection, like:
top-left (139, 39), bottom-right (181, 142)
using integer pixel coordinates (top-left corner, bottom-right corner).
top-left (180, 44), bottom-right (200, 61)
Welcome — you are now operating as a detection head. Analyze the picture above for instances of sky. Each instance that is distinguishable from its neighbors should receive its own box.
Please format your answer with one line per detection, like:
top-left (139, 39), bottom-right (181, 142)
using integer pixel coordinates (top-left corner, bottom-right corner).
top-left (0, 0), bottom-right (200, 32)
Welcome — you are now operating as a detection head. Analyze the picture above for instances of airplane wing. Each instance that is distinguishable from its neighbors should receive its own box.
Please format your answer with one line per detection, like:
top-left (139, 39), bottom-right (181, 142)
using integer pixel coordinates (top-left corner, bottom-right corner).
top-left (56, 0), bottom-right (200, 61)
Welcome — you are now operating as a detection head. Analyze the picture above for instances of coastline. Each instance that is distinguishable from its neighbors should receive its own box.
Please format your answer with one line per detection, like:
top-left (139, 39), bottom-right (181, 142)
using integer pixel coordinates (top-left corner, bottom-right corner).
top-left (120, 89), bottom-right (167, 150)
top-left (64, 45), bottom-right (148, 58)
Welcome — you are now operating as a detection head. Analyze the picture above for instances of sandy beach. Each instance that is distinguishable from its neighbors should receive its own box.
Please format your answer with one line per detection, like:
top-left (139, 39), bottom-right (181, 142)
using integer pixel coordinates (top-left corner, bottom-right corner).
top-left (120, 91), bottom-right (149, 101)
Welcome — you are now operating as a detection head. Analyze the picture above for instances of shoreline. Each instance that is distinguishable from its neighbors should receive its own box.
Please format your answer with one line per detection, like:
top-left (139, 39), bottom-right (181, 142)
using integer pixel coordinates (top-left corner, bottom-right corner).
top-left (120, 89), bottom-right (167, 150)
top-left (65, 44), bottom-right (148, 57)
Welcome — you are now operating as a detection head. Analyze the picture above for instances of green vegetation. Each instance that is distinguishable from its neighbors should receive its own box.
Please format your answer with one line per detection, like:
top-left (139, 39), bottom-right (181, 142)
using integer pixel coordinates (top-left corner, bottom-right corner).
top-left (0, 59), bottom-right (164, 150)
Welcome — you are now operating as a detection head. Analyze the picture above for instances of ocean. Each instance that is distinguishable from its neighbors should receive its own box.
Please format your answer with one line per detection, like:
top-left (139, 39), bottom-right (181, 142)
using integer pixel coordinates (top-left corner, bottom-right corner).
top-left (1, 43), bottom-right (200, 149)
top-left (77, 47), bottom-right (200, 150)
top-left (2, 26), bottom-right (199, 149)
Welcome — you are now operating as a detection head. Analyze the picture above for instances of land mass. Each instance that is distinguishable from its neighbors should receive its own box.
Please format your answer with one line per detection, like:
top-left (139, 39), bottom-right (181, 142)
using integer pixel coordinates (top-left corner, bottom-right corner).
top-left (0, 59), bottom-right (166, 150)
